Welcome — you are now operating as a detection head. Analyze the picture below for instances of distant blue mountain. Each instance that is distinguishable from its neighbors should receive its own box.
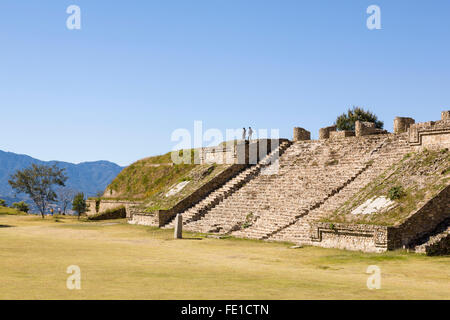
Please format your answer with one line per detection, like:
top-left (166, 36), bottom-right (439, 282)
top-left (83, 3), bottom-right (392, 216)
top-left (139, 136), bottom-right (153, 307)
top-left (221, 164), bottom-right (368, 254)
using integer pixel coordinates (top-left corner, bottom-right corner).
top-left (0, 150), bottom-right (124, 208)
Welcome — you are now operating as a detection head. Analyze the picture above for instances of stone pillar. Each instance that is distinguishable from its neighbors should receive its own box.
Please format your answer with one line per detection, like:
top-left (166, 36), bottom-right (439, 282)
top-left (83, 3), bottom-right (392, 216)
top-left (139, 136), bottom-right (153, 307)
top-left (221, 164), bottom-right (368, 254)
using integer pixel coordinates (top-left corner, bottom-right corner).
top-left (394, 117), bottom-right (415, 134)
top-left (293, 127), bottom-right (311, 142)
top-left (319, 125), bottom-right (337, 139)
top-left (355, 121), bottom-right (376, 137)
top-left (174, 213), bottom-right (182, 239)
top-left (442, 111), bottom-right (450, 121)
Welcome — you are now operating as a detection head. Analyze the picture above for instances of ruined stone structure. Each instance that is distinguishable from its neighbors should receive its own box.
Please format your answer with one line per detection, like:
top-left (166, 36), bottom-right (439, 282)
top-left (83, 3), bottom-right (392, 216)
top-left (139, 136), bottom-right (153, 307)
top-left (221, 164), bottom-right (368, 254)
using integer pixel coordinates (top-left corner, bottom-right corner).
top-left (319, 125), bottom-right (337, 139)
top-left (394, 117), bottom-right (415, 134)
top-left (293, 127), bottom-right (311, 142)
top-left (408, 111), bottom-right (450, 148)
top-left (355, 121), bottom-right (387, 137)
top-left (199, 139), bottom-right (287, 165)
top-left (125, 111), bottom-right (450, 255)
top-left (86, 199), bottom-right (143, 218)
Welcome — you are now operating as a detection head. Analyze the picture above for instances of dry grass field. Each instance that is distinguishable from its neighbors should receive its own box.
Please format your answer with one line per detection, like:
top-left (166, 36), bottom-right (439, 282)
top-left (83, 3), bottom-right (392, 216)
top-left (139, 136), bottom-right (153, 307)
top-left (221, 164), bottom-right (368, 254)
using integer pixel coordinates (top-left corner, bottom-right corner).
top-left (0, 213), bottom-right (449, 300)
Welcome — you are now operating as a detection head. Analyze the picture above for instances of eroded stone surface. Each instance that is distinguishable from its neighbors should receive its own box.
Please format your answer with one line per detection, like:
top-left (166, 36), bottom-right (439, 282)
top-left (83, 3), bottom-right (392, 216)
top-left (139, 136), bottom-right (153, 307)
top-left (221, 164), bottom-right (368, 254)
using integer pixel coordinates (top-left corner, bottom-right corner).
top-left (351, 197), bottom-right (396, 215)
top-left (165, 181), bottom-right (190, 198)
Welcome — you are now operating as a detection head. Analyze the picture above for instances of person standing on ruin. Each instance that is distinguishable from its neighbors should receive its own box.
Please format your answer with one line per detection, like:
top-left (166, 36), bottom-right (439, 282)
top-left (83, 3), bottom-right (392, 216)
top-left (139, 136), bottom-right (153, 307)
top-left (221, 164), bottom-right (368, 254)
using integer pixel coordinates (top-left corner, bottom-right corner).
top-left (242, 127), bottom-right (246, 141)
top-left (248, 127), bottom-right (253, 142)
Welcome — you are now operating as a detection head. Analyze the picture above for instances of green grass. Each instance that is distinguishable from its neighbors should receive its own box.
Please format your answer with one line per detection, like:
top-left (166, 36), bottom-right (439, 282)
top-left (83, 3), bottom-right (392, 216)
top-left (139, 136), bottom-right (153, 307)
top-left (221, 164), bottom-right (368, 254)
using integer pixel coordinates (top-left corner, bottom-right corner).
top-left (102, 150), bottom-right (233, 211)
top-left (0, 206), bottom-right (27, 216)
top-left (324, 149), bottom-right (450, 226)
top-left (0, 214), bottom-right (449, 300)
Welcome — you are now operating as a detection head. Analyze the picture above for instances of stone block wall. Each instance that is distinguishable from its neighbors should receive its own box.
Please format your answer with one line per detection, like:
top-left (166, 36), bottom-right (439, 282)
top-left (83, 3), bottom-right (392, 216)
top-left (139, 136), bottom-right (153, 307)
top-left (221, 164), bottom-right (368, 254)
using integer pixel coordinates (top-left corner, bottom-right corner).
top-left (128, 163), bottom-right (247, 227)
top-left (293, 127), bottom-right (311, 141)
top-left (389, 185), bottom-right (450, 249)
top-left (308, 185), bottom-right (449, 252)
top-left (394, 117), bottom-right (415, 134)
top-left (128, 212), bottom-right (159, 226)
top-left (309, 222), bottom-right (391, 253)
top-left (199, 139), bottom-right (285, 165)
top-left (329, 130), bottom-right (355, 139)
top-left (408, 112), bottom-right (450, 148)
top-left (319, 125), bottom-right (337, 139)
top-left (355, 121), bottom-right (387, 137)
top-left (86, 199), bottom-right (143, 218)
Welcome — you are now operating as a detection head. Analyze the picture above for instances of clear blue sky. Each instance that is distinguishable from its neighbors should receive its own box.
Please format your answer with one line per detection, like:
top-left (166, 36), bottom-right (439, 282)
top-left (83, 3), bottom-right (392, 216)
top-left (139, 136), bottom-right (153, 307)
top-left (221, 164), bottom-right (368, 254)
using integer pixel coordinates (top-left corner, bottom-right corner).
top-left (1, 1), bottom-right (449, 166)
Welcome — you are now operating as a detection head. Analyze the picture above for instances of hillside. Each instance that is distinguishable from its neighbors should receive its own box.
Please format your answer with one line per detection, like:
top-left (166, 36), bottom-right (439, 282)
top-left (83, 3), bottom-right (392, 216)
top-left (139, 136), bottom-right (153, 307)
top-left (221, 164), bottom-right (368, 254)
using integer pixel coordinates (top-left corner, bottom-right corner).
top-left (0, 150), bottom-right (123, 206)
top-left (323, 148), bottom-right (450, 226)
top-left (104, 151), bottom-right (234, 212)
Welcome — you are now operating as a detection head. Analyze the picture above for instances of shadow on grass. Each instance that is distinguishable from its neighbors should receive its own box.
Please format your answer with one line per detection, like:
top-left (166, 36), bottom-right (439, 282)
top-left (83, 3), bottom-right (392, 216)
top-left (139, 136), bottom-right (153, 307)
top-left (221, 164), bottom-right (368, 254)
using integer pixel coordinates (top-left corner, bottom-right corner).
top-left (0, 225), bottom-right (14, 228)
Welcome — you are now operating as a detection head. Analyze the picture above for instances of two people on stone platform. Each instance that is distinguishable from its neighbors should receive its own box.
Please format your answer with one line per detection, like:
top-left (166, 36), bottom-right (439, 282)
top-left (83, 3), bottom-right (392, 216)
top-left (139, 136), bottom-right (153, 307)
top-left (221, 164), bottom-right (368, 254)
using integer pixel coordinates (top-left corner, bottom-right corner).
top-left (242, 127), bottom-right (254, 142)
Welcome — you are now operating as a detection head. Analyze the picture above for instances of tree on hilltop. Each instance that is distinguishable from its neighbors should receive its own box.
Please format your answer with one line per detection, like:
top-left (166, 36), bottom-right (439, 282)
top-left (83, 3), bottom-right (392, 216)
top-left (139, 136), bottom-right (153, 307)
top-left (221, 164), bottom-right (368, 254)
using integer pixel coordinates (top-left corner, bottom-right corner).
top-left (335, 107), bottom-right (384, 131)
top-left (8, 164), bottom-right (68, 219)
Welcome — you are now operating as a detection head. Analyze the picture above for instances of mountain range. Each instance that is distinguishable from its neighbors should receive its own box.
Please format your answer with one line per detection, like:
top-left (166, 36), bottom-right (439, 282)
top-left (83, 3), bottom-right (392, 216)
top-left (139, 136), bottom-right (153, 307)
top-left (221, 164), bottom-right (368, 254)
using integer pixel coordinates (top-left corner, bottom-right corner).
top-left (0, 150), bottom-right (124, 209)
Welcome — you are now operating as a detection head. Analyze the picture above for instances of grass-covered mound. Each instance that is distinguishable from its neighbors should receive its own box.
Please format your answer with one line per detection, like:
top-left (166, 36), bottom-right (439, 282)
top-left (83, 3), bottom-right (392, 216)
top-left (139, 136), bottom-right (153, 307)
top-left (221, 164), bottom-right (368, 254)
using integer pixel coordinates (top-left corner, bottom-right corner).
top-left (324, 148), bottom-right (450, 226)
top-left (0, 206), bottom-right (27, 216)
top-left (103, 151), bottom-right (234, 212)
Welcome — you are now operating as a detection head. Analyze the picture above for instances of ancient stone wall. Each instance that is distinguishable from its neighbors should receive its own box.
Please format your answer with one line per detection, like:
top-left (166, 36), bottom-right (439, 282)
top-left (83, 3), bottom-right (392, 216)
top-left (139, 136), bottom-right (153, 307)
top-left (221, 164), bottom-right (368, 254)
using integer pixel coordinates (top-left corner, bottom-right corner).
top-left (129, 164), bottom-right (247, 227)
top-left (319, 125), bottom-right (337, 139)
top-left (389, 185), bottom-right (450, 249)
top-left (293, 128), bottom-right (311, 142)
top-left (329, 130), bottom-right (355, 139)
top-left (199, 139), bottom-right (286, 165)
top-left (309, 222), bottom-right (391, 253)
top-left (128, 212), bottom-right (159, 226)
top-left (355, 121), bottom-right (387, 137)
top-left (408, 111), bottom-right (450, 148)
top-left (394, 117), bottom-right (415, 134)
top-left (86, 199), bottom-right (143, 218)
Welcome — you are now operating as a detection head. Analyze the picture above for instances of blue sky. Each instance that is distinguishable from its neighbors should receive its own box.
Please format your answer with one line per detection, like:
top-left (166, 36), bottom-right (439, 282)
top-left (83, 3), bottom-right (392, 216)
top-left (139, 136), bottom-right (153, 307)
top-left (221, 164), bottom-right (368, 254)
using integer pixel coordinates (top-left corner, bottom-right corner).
top-left (1, 1), bottom-right (449, 166)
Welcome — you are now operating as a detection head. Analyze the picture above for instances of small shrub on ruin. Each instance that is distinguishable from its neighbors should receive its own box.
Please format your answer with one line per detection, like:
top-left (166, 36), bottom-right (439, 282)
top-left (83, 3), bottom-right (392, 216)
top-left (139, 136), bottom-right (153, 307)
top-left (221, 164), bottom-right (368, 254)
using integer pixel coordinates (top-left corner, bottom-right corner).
top-left (388, 186), bottom-right (406, 200)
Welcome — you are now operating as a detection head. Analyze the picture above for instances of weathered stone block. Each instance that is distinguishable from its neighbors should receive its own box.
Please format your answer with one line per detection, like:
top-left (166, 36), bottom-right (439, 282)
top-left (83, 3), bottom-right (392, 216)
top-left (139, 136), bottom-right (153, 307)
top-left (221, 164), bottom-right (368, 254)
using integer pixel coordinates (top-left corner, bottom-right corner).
top-left (319, 125), bottom-right (337, 139)
top-left (355, 121), bottom-right (386, 137)
top-left (293, 127), bottom-right (311, 142)
top-left (394, 117), bottom-right (415, 134)
top-left (174, 214), bottom-right (183, 239)
top-left (329, 130), bottom-right (355, 139)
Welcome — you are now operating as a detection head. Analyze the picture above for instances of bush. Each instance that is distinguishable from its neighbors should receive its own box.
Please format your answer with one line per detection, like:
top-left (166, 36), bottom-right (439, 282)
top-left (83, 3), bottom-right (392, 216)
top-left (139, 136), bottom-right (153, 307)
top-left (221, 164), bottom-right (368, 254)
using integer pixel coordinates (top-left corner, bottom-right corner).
top-left (87, 206), bottom-right (126, 221)
top-left (12, 201), bottom-right (30, 213)
top-left (388, 186), bottom-right (406, 200)
top-left (335, 107), bottom-right (384, 131)
top-left (0, 199), bottom-right (6, 207)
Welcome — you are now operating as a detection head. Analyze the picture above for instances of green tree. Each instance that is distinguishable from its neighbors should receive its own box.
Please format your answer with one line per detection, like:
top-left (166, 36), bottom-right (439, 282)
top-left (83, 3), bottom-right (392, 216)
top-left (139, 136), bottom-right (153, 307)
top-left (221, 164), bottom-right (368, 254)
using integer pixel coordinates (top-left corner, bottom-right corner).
top-left (12, 201), bottom-right (30, 213)
top-left (8, 164), bottom-right (67, 219)
top-left (72, 193), bottom-right (87, 220)
top-left (335, 107), bottom-right (384, 131)
top-left (0, 199), bottom-right (6, 207)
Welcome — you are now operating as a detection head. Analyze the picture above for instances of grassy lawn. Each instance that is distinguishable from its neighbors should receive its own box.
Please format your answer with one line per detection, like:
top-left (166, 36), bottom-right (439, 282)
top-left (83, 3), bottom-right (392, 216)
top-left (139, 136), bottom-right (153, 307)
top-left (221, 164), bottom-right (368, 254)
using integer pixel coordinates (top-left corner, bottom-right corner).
top-left (0, 214), bottom-right (449, 300)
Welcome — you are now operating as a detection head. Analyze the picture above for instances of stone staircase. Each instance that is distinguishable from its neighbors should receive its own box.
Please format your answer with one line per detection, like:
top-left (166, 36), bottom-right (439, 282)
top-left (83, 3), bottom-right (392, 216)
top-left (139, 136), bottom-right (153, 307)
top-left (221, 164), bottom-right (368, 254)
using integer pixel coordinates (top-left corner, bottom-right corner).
top-left (183, 134), bottom-right (412, 236)
top-left (268, 134), bottom-right (413, 243)
top-left (162, 141), bottom-right (292, 229)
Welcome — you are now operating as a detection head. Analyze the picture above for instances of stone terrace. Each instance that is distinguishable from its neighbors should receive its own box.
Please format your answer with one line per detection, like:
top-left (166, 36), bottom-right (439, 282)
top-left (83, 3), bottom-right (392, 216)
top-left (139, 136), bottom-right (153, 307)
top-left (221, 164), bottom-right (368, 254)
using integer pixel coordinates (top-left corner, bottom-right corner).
top-left (183, 133), bottom-right (413, 239)
top-left (269, 133), bottom-right (412, 243)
